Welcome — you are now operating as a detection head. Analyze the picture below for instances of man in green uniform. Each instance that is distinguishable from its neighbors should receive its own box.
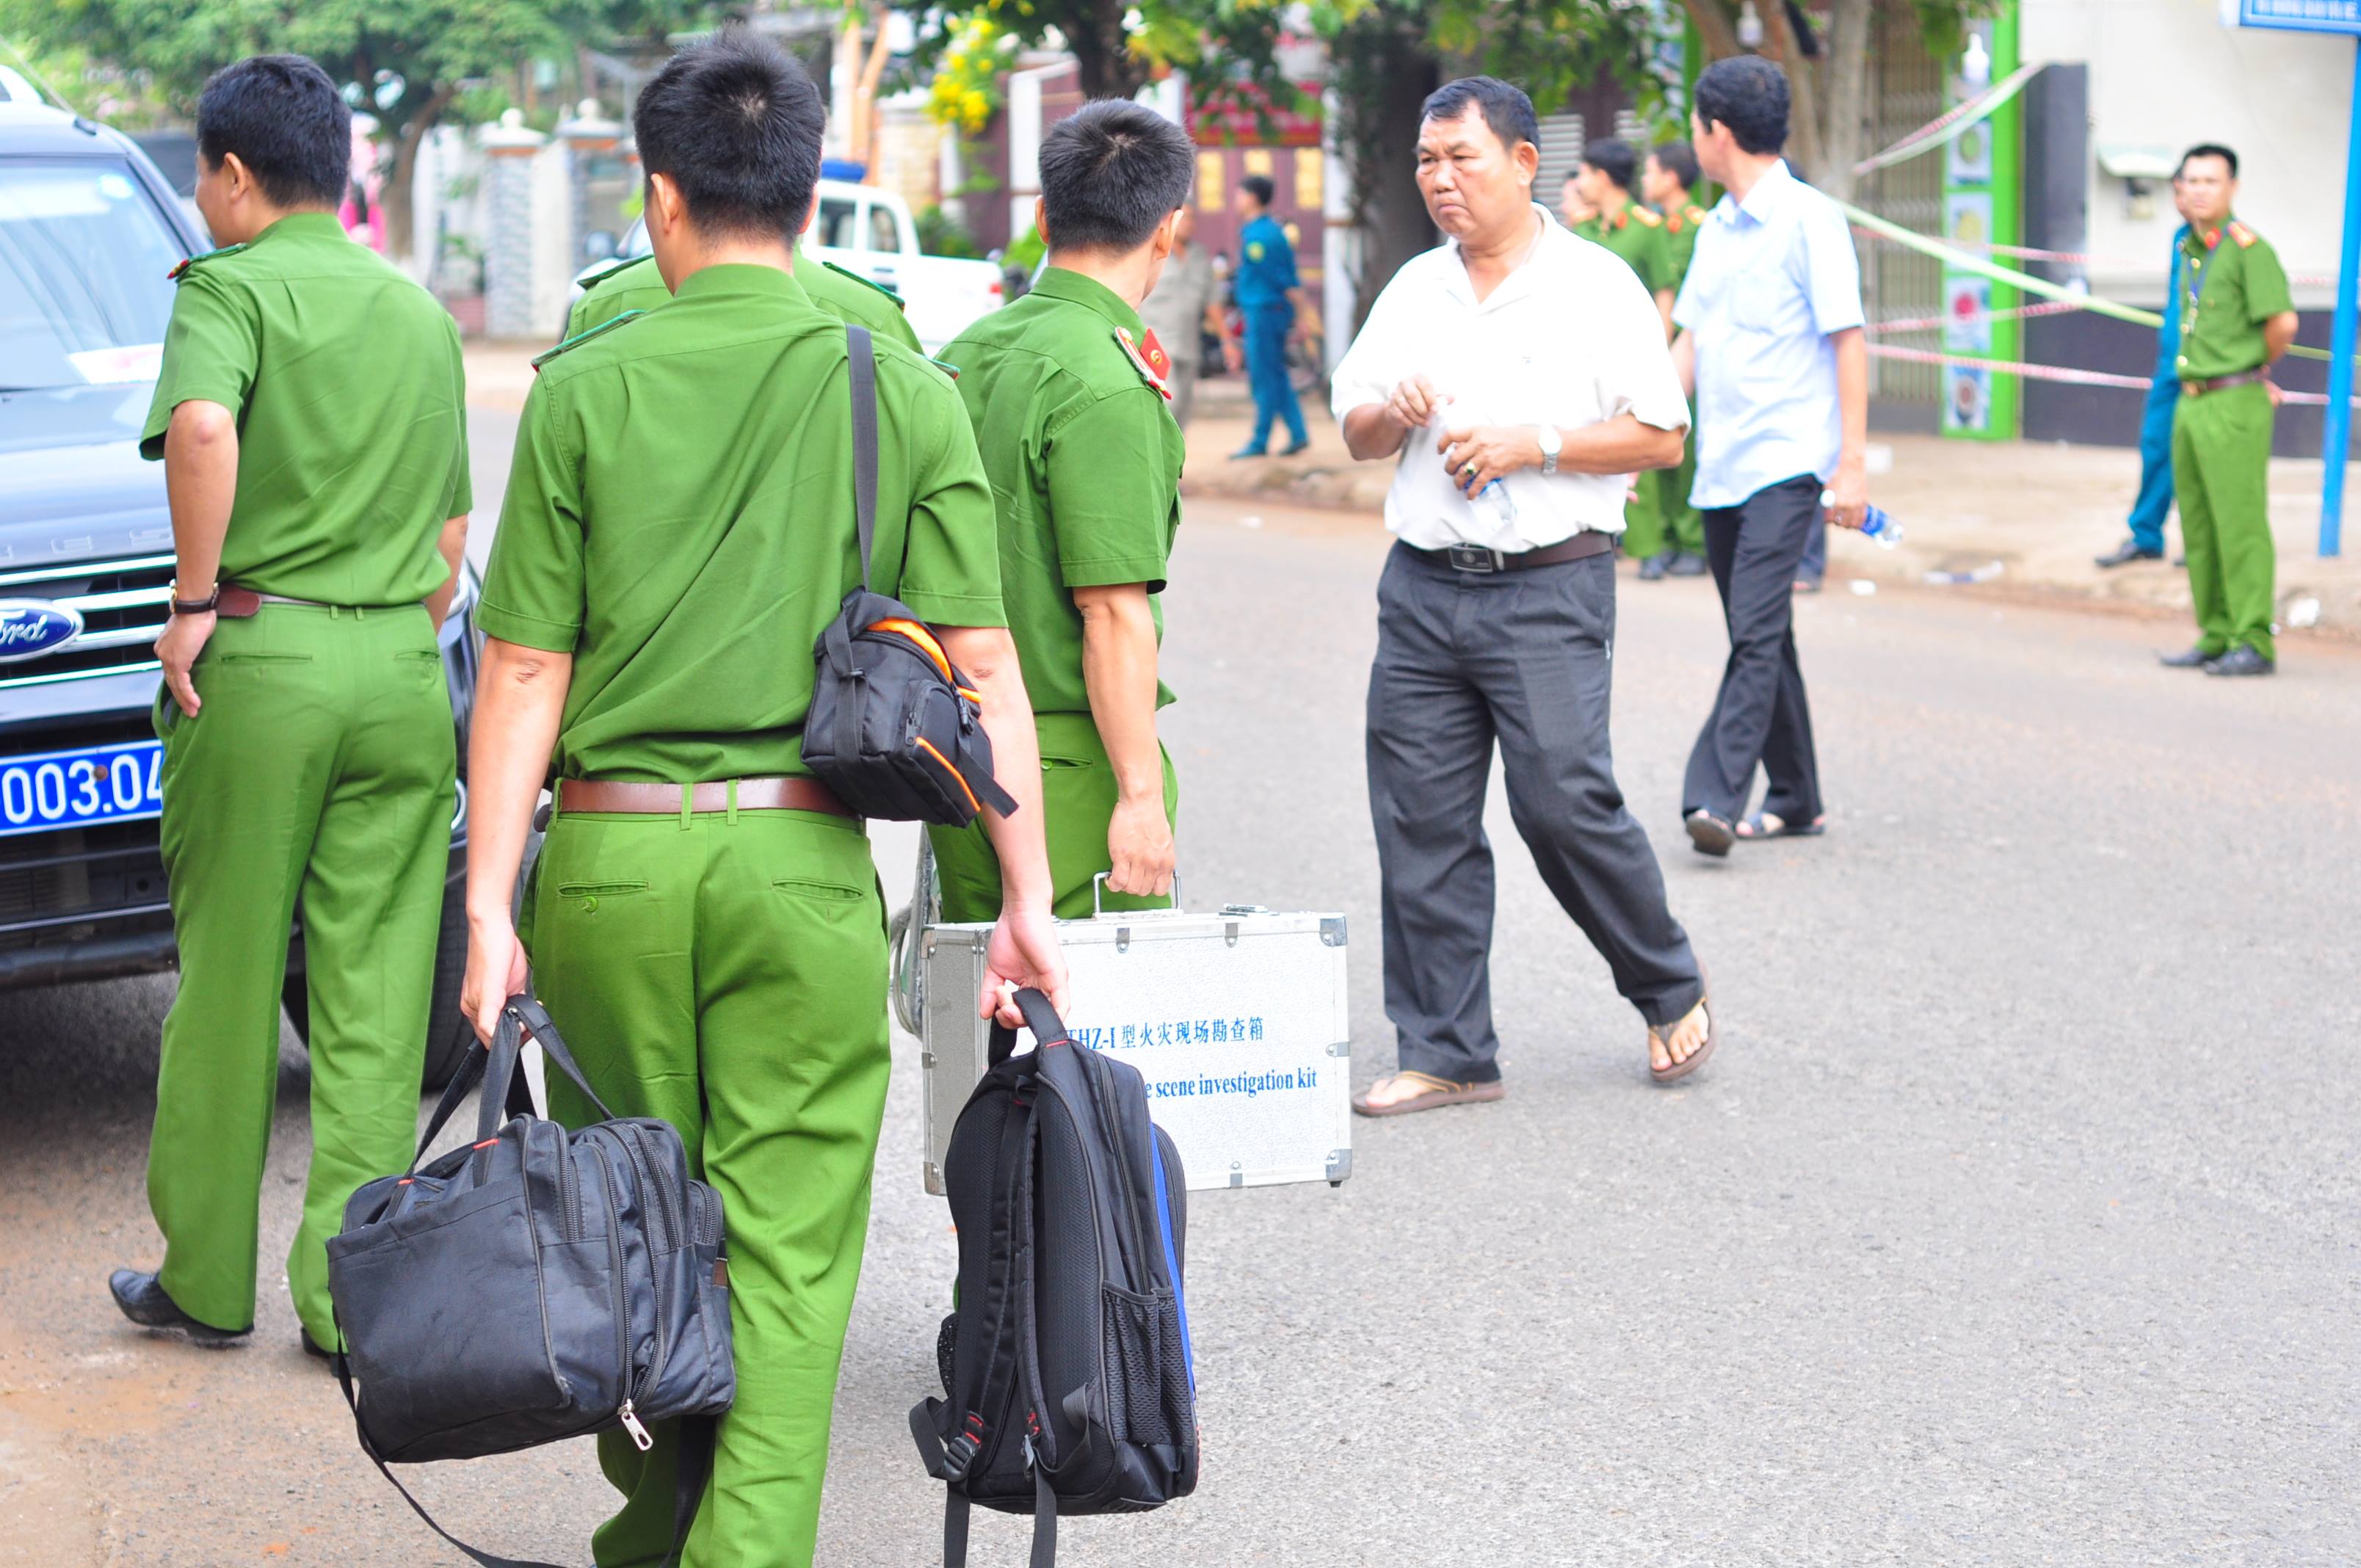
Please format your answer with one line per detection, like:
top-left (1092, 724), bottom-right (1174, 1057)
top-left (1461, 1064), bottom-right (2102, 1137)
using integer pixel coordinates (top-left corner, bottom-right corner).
top-left (928, 100), bottom-right (1197, 925)
top-left (567, 245), bottom-right (923, 351)
top-left (462, 35), bottom-right (1063, 1567)
top-left (1644, 140), bottom-right (1711, 578)
top-left (1571, 139), bottom-right (1682, 577)
top-left (2156, 143), bottom-right (2296, 677)
top-left (108, 55), bottom-right (471, 1355)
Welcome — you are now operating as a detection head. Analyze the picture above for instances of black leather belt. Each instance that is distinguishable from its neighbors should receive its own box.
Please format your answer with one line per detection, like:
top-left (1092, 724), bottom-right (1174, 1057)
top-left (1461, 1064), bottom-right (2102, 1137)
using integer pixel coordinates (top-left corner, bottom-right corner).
top-left (1406, 532), bottom-right (1616, 574)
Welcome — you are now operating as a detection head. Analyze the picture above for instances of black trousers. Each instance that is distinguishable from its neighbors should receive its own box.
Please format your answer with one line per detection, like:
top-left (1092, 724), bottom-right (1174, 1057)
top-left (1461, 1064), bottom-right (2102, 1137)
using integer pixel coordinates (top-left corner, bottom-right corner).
top-left (1366, 542), bottom-right (1703, 1084)
top-left (1683, 473), bottom-right (1825, 824)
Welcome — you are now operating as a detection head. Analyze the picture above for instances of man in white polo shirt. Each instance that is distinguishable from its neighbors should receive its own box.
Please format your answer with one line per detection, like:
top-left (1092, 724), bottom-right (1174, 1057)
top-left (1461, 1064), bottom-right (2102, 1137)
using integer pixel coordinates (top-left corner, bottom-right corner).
top-left (1332, 75), bottom-right (1718, 1112)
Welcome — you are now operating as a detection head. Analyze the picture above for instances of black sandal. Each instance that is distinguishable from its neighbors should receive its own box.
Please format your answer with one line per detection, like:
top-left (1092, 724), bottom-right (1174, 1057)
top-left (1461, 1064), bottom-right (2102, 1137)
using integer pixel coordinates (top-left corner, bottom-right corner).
top-left (1685, 809), bottom-right (1735, 857)
top-left (1736, 811), bottom-right (1825, 841)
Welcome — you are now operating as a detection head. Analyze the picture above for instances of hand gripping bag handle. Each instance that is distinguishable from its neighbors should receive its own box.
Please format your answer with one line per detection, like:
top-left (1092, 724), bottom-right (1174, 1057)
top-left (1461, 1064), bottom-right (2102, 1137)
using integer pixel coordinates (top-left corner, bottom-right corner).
top-left (986, 987), bottom-right (1073, 1068)
top-left (406, 996), bottom-right (620, 1169)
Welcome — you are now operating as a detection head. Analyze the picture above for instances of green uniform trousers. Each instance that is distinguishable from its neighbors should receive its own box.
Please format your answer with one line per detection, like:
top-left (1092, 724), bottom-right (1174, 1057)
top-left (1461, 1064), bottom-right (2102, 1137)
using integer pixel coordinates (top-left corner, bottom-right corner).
top-left (148, 604), bottom-right (454, 1343)
top-left (1622, 406), bottom-right (1705, 562)
top-left (928, 711), bottom-right (1179, 924)
top-left (528, 804), bottom-right (889, 1568)
top-left (2172, 381), bottom-right (2277, 661)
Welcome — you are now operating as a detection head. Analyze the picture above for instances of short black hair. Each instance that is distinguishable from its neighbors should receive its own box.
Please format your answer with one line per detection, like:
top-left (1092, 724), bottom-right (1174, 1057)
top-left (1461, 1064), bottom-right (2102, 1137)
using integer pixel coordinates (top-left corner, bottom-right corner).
top-left (1038, 100), bottom-right (1197, 254)
top-left (1420, 76), bottom-right (1539, 155)
top-left (633, 29), bottom-right (825, 239)
top-left (1238, 174), bottom-right (1275, 208)
top-left (195, 55), bottom-right (349, 208)
top-left (2179, 142), bottom-right (2238, 180)
top-left (1650, 139), bottom-right (1700, 192)
top-left (1694, 56), bottom-right (1790, 156)
top-left (1581, 137), bottom-right (1638, 194)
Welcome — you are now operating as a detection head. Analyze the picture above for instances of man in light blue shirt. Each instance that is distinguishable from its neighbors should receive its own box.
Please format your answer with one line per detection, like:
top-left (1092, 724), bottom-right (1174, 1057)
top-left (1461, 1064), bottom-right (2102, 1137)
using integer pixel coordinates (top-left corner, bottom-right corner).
top-left (1669, 55), bottom-right (1869, 856)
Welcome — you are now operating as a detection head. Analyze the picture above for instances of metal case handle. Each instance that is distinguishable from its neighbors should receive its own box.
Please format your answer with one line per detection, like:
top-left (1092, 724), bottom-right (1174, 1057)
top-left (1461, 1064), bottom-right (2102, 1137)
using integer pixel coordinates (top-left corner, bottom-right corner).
top-left (1091, 868), bottom-right (1183, 918)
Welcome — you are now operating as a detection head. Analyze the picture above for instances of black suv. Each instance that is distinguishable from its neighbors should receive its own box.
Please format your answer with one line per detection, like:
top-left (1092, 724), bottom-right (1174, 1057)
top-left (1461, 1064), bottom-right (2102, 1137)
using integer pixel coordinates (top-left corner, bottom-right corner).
top-left (0, 92), bottom-right (479, 1087)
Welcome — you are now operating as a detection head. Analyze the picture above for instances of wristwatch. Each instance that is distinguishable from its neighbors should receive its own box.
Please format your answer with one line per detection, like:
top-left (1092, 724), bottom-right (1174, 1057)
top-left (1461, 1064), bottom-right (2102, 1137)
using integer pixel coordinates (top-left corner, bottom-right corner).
top-left (1536, 425), bottom-right (1562, 476)
top-left (168, 580), bottom-right (220, 615)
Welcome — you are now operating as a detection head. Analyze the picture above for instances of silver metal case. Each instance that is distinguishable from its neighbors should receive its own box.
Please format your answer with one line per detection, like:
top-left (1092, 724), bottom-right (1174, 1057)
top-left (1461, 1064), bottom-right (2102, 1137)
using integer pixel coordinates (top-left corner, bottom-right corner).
top-left (910, 896), bottom-right (1352, 1194)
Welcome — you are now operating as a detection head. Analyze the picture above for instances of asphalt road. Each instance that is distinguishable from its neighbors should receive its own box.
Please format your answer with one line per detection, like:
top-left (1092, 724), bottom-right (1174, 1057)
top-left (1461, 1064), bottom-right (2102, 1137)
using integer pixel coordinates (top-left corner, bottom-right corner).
top-left (4, 473), bottom-right (2358, 1565)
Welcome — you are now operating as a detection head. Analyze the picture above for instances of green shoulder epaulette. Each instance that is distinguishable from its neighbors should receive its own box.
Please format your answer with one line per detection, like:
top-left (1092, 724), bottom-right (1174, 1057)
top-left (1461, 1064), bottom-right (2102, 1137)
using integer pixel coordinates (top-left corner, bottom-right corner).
top-left (823, 260), bottom-right (907, 311)
top-left (1632, 206), bottom-right (1662, 228)
top-left (532, 309), bottom-right (646, 369)
top-left (2228, 220), bottom-right (2259, 250)
top-left (574, 255), bottom-right (637, 294)
top-left (167, 243), bottom-right (248, 281)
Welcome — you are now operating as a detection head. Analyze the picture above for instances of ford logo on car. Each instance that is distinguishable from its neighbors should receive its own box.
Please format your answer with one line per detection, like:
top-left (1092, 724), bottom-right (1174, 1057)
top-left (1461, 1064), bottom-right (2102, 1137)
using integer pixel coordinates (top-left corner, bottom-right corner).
top-left (0, 601), bottom-right (87, 663)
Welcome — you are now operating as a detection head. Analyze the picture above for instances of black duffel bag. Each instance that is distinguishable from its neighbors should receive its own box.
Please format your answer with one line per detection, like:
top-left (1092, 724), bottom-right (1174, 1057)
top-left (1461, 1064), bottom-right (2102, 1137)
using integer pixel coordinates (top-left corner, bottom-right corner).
top-left (802, 324), bottom-right (1018, 827)
top-left (327, 995), bottom-right (733, 1567)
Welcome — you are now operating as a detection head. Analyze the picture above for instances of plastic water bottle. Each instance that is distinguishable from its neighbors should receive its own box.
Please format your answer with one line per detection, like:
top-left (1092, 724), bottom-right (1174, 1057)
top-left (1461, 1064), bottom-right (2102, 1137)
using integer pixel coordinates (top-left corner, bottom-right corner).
top-left (1474, 477), bottom-right (1520, 532)
top-left (1821, 488), bottom-right (1902, 548)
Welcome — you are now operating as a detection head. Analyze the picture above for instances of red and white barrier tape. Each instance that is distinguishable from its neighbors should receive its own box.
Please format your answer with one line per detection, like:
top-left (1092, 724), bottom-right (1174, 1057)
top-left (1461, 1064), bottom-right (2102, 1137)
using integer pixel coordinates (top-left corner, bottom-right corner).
top-left (1865, 343), bottom-right (2345, 404)
top-left (1855, 228), bottom-right (2335, 289)
top-left (1869, 300), bottom-right (2090, 335)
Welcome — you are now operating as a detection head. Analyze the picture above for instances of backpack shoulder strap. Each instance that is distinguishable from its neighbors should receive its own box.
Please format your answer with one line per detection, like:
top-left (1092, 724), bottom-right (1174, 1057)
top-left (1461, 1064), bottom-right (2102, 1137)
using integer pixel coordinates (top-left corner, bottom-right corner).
top-left (847, 324), bottom-right (878, 592)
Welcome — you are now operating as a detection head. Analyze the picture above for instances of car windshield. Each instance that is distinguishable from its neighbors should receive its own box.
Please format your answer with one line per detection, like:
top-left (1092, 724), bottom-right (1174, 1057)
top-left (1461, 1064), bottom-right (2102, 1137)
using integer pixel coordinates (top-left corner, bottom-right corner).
top-left (0, 160), bottom-right (184, 390)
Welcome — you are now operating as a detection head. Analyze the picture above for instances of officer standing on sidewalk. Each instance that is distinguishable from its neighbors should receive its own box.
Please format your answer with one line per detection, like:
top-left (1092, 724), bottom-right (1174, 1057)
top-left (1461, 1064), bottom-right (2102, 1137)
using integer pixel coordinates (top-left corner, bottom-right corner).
top-left (1573, 140), bottom-right (1686, 581)
top-left (2157, 143), bottom-right (2297, 678)
top-left (461, 35), bottom-right (1065, 1564)
top-left (1645, 140), bottom-right (1711, 578)
top-left (929, 100), bottom-right (1197, 925)
top-left (1229, 173), bottom-right (1313, 458)
top-left (109, 54), bottom-right (471, 1355)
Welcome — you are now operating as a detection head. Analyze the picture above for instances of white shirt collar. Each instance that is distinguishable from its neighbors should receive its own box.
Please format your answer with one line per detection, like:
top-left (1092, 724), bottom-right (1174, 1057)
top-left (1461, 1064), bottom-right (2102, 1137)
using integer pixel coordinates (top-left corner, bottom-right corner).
top-left (1440, 203), bottom-right (1563, 310)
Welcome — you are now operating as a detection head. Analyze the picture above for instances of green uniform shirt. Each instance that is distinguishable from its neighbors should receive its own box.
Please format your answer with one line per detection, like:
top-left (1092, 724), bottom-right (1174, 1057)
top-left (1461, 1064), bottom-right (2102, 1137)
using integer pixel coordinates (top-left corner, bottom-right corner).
top-left (480, 264), bottom-right (1001, 783)
top-left (1660, 202), bottom-right (1708, 290)
top-left (564, 253), bottom-right (924, 354)
top-left (2175, 217), bottom-right (2294, 381)
top-left (1575, 205), bottom-right (1672, 297)
top-left (943, 266), bottom-right (1183, 716)
top-left (139, 212), bottom-right (470, 605)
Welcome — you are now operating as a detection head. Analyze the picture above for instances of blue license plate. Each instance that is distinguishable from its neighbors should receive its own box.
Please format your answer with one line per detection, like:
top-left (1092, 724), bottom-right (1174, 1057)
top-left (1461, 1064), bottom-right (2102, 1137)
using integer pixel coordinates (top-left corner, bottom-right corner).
top-left (0, 740), bottom-right (164, 838)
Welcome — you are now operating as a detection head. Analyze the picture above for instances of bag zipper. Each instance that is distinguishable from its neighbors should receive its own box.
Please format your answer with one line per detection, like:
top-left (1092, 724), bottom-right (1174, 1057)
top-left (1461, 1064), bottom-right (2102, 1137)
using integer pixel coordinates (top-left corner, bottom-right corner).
top-left (592, 1144), bottom-right (637, 1444)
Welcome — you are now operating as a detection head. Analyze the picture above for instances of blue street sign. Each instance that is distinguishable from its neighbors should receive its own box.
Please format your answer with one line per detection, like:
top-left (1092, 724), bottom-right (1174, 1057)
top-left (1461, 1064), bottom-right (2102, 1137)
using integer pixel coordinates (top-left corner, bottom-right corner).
top-left (2230, 0), bottom-right (2360, 555)
top-left (2237, 0), bottom-right (2361, 35)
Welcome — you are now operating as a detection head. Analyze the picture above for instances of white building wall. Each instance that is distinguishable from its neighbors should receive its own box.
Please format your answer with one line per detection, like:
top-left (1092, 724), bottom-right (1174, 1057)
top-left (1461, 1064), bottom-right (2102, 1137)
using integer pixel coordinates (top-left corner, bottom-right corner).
top-left (2023, 1), bottom-right (2349, 307)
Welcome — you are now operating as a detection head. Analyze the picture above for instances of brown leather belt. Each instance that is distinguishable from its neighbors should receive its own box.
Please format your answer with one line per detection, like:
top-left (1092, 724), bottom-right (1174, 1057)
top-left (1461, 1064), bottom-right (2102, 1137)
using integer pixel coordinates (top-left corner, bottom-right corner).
top-left (1405, 531), bottom-right (1616, 574)
top-left (555, 776), bottom-right (854, 819)
top-left (2180, 368), bottom-right (2270, 399)
top-left (216, 585), bottom-right (337, 618)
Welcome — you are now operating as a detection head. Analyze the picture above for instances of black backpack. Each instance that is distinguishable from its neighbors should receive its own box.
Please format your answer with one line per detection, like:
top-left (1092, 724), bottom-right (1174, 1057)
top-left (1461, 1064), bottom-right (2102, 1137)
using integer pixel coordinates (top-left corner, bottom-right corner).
top-left (327, 995), bottom-right (733, 1567)
top-left (911, 989), bottom-right (1200, 1567)
top-left (802, 324), bottom-right (1017, 827)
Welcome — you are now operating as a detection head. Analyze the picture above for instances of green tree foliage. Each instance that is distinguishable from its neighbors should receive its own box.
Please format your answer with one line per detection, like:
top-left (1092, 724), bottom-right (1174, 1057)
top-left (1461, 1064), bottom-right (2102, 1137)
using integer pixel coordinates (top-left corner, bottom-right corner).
top-left (1, 0), bottom-right (697, 255)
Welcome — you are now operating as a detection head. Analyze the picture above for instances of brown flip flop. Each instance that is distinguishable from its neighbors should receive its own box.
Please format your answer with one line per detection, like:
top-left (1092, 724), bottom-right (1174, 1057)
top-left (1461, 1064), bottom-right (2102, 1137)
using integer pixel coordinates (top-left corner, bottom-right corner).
top-left (1351, 1070), bottom-right (1506, 1117)
top-left (1649, 996), bottom-right (1719, 1085)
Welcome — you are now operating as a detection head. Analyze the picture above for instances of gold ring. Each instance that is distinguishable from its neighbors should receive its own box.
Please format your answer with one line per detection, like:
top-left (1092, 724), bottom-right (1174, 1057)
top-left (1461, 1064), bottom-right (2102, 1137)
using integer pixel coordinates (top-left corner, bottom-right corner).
top-left (1462, 463), bottom-right (1477, 480)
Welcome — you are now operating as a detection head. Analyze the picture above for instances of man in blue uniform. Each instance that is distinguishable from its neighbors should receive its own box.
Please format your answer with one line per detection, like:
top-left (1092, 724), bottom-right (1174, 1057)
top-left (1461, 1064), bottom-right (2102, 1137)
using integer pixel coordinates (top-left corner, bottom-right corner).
top-left (1229, 174), bottom-right (1310, 458)
top-left (2097, 175), bottom-right (2197, 569)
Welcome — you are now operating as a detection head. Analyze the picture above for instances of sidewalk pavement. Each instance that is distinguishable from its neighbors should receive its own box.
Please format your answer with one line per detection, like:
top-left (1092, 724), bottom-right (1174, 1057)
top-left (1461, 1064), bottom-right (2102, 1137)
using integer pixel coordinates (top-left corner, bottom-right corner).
top-left (1175, 378), bottom-right (2361, 645)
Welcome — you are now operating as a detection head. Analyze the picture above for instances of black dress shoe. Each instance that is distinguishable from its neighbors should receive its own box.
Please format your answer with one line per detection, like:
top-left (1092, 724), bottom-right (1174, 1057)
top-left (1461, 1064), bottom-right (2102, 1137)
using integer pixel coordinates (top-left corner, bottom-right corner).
top-left (2158, 645), bottom-right (2220, 669)
top-left (2095, 538), bottom-right (2164, 569)
top-left (300, 1326), bottom-right (336, 1360)
top-left (1636, 551), bottom-right (1672, 581)
top-left (108, 1269), bottom-right (250, 1347)
top-left (2203, 645), bottom-right (2275, 677)
top-left (1667, 551), bottom-right (1708, 577)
